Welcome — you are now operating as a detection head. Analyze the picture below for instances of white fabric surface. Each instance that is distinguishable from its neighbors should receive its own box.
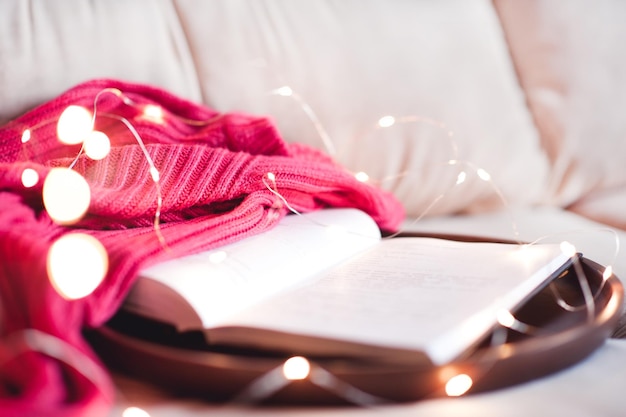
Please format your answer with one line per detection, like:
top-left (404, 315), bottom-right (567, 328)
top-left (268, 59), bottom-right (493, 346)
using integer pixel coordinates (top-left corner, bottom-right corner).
top-left (569, 189), bottom-right (626, 233)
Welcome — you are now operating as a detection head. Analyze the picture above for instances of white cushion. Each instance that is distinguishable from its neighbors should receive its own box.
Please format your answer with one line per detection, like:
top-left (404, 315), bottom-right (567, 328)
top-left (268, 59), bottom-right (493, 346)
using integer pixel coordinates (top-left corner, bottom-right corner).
top-left (495, 0), bottom-right (626, 210)
top-left (174, 0), bottom-right (550, 217)
top-left (0, 0), bottom-right (201, 122)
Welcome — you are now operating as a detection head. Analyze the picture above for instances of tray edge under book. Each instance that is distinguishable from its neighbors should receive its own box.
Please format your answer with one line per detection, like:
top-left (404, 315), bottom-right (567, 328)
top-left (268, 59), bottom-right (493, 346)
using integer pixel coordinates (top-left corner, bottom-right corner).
top-left (87, 256), bottom-right (624, 405)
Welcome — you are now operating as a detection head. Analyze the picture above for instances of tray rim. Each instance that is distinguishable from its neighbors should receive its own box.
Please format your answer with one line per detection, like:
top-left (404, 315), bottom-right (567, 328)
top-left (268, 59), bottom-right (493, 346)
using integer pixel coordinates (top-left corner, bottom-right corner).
top-left (89, 256), bottom-right (624, 404)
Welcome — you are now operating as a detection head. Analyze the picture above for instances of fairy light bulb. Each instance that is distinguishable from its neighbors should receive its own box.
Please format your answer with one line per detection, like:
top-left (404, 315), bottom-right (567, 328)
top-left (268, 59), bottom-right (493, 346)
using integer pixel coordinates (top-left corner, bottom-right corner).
top-left (355, 171), bottom-right (369, 182)
top-left (456, 171), bottom-right (467, 185)
top-left (42, 167), bottom-right (91, 225)
top-left (274, 86), bottom-right (293, 97)
top-left (57, 105), bottom-right (93, 145)
top-left (477, 168), bottom-right (491, 181)
top-left (142, 104), bottom-right (164, 124)
top-left (603, 265), bottom-right (613, 280)
top-left (21, 168), bottom-right (39, 188)
top-left (282, 356), bottom-right (310, 380)
top-left (122, 407), bottom-right (151, 417)
top-left (84, 130), bottom-right (111, 160)
top-left (445, 373), bottom-right (473, 397)
top-left (47, 233), bottom-right (108, 300)
top-left (21, 129), bottom-right (31, 143)
top-left (377, 115), bottom-right (396, 128)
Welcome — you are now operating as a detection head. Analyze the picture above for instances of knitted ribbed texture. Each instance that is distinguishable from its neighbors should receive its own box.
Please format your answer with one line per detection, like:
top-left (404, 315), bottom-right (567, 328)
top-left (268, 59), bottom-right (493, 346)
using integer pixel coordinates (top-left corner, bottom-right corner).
top-left (0, 79), bottom-right (404, 416)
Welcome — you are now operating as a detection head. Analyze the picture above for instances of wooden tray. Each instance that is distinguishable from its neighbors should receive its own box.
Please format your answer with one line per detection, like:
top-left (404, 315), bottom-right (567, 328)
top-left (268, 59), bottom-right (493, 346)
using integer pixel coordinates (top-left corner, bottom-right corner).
top-left (87, 256), bottom-right (623, 405)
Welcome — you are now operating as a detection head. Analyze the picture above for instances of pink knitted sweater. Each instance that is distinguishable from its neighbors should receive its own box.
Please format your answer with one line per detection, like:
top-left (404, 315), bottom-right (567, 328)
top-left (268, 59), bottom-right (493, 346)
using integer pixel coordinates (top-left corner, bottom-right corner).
top-left (0, 79), bottom-right (404, 416)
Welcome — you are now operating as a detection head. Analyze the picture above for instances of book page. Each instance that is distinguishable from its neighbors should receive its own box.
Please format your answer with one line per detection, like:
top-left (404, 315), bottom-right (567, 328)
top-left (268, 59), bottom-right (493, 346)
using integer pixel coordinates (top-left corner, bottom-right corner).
top-left (220, 237), bottom-right (569, 364)
top-left (133, 209), bottom-right (382, 328)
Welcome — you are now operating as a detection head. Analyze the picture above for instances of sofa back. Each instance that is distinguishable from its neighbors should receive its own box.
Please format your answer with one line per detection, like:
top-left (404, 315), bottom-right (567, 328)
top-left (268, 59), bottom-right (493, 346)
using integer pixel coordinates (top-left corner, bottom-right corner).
top-left (1, 0), bottom-right (624, 222)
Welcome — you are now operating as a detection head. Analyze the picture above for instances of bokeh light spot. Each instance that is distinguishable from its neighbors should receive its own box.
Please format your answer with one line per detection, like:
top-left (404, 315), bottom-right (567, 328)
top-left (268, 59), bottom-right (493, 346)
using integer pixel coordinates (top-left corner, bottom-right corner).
top-left (378, 115), bottom-right (396, 128)
top-left (445, 373), bottom-right (473, 397)
top-left (21, 129), bottom-right (31, 143)
top-left (21, 168), bottom-right (39, 188)
top-left (57, 105), bottom-right (93, 145)
top-left (355, 171), bottom-right (370, 182)
top-left (47, 233), bottom-right (108, 300)
top-left (282, 356), bottom-right (311, 380)
top-left (84, 130), bottom-right (111, 160)
top-left (43, 167), bottom-right (91, 225)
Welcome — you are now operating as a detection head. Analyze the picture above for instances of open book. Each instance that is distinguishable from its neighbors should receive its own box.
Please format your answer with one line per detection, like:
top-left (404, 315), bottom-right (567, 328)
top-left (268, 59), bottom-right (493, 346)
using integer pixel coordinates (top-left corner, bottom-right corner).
top-left (122, 208), bottom-right (572, 366)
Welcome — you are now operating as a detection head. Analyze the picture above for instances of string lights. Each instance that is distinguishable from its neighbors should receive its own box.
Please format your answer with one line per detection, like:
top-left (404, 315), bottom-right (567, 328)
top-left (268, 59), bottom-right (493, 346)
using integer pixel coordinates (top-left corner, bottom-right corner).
top-left (13, 85), bottom-right (230, 309)
top-left (7, 82), bottom-right (621, 414)
top-left (525, 229), bottom-right (620, 318)
top-left (230, 355), bottom-right (386, 407)
top-left (271, 85), bottom-right (336, 156)
top-left (282, 355), bottom-right (311, 380)
top-left (17, 87), bottom-right (182, 306)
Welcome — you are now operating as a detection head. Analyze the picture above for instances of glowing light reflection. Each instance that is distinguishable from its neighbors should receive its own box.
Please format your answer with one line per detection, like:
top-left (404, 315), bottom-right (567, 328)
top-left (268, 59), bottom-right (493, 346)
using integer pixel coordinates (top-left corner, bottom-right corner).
top-left (282, 356), bottom-right (310, 380)
top-left (84, 130), bottom-right (111, 160)
top-left (445, 373), bottom-right (473, 397)
top-left (47, 233), bottom-right (108, 300)
top-left (355, 171), bottom-right (370, 182)
top-left (21, 168), bottom-right (39, 188)
top-left (42, 167), bottom-right (91, 225)
top-left (378, 115), bottom-right (396, 128)
top-left (57, 105), bottom-right (93, 145)
top-left (142, 104), bottom-right (164, 124)
top-left (21, 129), bottom-right (31, 143)
top-left (477, 168), bottom-right (491, 181)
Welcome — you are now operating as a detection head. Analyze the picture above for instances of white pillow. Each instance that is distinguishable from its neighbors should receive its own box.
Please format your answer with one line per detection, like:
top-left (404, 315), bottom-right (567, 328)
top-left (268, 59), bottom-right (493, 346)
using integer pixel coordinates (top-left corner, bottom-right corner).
top-left (0, 0), bottom-right (200, 122)
top-left (175, 0), bottom-right (550, 217)
top-left (495, 0), bottom-right (626, 212)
